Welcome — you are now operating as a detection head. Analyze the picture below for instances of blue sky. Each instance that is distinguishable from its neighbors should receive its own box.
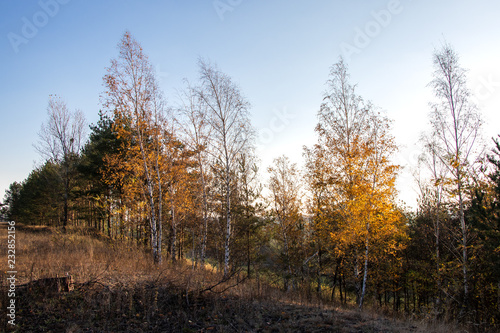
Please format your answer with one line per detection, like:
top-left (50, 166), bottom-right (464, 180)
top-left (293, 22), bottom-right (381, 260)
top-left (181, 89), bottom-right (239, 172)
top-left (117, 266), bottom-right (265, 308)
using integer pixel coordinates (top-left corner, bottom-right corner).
top-left (1, 0), bottom-right (500, 208)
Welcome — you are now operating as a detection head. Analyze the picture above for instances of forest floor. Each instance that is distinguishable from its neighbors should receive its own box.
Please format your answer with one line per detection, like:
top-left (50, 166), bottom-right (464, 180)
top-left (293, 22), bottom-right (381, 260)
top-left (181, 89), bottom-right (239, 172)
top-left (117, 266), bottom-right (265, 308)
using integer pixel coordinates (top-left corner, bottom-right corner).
top-left (0, 223), bottom-right (463, 332)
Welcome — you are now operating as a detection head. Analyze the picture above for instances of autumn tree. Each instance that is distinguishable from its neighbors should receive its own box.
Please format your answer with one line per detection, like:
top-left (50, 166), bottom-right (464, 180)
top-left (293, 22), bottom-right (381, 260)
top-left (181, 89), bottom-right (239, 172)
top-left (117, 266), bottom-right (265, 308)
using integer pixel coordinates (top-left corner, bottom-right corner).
top-left (303, 142), bottom-right (339, 296)
top-left (163, 129), bottom-right (195, 262)
top-left (307, 58), bottom-right (403, 309)
top-left (196, 59), bottom-right (254, 276)
top-left (35, 95), bottom-right (87, 229)
top-left (428, 43), bottom-right (483, 309)
top-left (103, 31), bottom-right (169, 263)
top-left (267, 155), bottom-right (303, 290)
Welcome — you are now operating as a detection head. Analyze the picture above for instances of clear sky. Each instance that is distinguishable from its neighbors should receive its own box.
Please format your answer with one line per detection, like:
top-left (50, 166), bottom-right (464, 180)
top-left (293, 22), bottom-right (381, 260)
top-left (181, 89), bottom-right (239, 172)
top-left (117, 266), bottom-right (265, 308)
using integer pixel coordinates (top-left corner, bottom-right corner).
top-left (1, 0), bottom-right (500, 208)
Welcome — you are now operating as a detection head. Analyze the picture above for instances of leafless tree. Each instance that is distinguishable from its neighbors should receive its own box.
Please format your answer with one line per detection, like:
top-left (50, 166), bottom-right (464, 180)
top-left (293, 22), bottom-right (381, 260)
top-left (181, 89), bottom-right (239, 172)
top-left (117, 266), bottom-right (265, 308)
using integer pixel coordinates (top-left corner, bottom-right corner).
top-left (178, 82), bottom-right (213, 266)
top-left (196, 59), bottom-right (253, 277)
top-left (428, 43), bottom-right (483, 310)
top-left (35, 95), bottom-right (87, 229)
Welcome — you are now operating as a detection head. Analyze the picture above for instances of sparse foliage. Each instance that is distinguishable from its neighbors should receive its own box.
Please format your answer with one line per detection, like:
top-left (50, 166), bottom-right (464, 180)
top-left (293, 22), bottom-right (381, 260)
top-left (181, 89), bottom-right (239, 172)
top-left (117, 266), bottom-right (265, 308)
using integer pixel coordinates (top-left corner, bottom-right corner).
top-left (428, 43), bottom-right (483, 311)
top-left (34, 95), bottom-right (87, 229)
top-left (196, 59), bottom-right (254, 276)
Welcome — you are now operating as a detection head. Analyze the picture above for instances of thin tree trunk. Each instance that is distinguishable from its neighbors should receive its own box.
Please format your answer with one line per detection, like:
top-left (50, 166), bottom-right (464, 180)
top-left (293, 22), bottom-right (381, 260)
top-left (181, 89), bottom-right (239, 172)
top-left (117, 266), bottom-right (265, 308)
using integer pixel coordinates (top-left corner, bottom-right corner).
top-left (317, 248), bottom-right (322, 294)
top-left (434, 197), bottom-right (442, 310)
top-left (146, 181), bottom-right (159, 263)
top-left (455, 139), bottom-right (468, 312)
top-left (138, 131), bottom-right (160, 264)
top-left (171, 196), bottom-right (177, 262)
top-left (107, 194), bottom-right (111, 238)
top-left (458, 187), bottom-right (468, 310)
top-left (359, 223), bottom-right (370, 310)
top-left (342, 271), bottom-right (347, 304)
top-left (201, 208), bottom-right (208, 265)
top-left (282, 221), bottom-right (293, 291)
top-left (157, 202), bottom-right (162, 265)
top-left (200, 163), bottom-right (208, 266)
top-left (355, 255), bottom-right (360, 303)
top-left (63, 163), bottom-right (69, 230)
top-left (333, 260), bottom-right (341, 301)
top-left (223, 172), bottom-right (231, 277)
top-left (247, 228), bottom-right (251, 278)
top-left (156, 151), bottom-right (163, 265)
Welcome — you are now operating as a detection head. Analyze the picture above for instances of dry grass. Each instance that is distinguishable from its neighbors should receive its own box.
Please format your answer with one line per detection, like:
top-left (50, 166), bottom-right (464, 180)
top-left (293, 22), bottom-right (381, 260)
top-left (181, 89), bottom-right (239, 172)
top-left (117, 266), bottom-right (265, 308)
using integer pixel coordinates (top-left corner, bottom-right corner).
top-left (0, 223), bottom-right (469, 332)
top-left (5, 224), bottom-right (152, 285)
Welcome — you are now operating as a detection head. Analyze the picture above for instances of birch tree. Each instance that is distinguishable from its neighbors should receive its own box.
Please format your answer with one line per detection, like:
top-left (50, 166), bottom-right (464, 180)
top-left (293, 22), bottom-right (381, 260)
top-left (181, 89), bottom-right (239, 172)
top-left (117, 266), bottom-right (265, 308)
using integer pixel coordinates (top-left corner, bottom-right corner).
top-left (179, 83), bottom-right (213, 265)
top-left (102, 31), bottom-right (167, 264)
top-left (428, 43), bottom-right (483, 309)
top-left (309, 58), bottom-right (402, 309)
top-left (196, 59), bottom-right (253, 276)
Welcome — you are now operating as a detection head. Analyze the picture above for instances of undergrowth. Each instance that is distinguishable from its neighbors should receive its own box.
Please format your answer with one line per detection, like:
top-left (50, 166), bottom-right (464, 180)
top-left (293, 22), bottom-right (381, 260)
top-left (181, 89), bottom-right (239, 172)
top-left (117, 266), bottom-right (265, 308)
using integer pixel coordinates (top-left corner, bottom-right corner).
top-left (0, 224), bottom-right (468, 332)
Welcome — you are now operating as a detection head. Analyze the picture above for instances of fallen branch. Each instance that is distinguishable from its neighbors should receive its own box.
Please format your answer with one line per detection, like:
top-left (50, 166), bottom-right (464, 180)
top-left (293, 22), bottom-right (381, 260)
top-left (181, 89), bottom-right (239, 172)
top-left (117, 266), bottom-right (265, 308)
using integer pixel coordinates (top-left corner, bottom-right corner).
top-left (198, 269), bottom-right (245, 295)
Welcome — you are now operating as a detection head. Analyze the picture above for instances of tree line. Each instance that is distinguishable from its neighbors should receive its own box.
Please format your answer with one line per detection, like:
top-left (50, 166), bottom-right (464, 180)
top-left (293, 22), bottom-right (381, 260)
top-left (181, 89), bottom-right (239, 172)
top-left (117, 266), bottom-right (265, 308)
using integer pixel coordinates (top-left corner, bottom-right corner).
top-left (2, 33), bottom-right (499, 328)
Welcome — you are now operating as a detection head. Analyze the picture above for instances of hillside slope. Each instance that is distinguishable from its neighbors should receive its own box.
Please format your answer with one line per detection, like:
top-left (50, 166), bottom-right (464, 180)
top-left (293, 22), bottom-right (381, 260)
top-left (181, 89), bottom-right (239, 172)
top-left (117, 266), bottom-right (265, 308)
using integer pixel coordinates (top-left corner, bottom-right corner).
top-left (0, 224), bottom-right (454, 332)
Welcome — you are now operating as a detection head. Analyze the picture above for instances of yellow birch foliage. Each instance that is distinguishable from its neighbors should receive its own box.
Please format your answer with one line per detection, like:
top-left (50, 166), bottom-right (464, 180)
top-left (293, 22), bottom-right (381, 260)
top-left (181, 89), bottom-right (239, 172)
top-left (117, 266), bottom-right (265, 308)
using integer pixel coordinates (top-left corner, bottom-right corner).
top-left (306, 59), bottom-right (408, 303)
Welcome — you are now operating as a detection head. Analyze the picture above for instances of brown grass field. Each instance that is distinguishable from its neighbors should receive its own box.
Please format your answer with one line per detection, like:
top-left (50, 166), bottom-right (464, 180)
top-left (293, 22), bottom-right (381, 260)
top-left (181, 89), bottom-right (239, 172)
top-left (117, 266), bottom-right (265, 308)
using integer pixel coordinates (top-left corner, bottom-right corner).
top-left (0, 222), bottom-right (464, 332)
